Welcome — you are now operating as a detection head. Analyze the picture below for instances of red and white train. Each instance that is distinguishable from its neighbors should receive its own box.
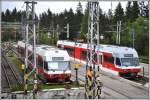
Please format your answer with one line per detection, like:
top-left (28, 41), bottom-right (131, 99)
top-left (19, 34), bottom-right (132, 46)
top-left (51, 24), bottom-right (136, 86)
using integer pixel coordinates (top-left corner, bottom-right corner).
top-left (17, 41), bottom-right (71, 82)
top-left (57, 40), bottom-right (141, 77)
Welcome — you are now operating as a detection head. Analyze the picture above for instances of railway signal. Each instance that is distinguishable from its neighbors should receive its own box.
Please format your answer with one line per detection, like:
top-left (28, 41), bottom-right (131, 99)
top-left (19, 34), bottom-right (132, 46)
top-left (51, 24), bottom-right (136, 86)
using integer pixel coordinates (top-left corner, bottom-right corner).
top-left (72, 63), bottom-right (81, 85)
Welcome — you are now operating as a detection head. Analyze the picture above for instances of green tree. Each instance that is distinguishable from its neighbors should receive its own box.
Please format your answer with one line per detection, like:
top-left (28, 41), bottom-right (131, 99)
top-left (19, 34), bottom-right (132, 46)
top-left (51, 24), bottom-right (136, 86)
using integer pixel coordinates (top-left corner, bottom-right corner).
top-left (114, 2), bottom-right (124, 23)
top-left (1, 11), bottom-right (5, 21)
top-left (75, 2), bottom-right (83, 32)
top-left (125, 1), bottom-right (132, 22)
top-left (131, 1), bottom-right (140, 21)
top-left (80, 5), bottom-right (89, 40)
top-left (11, 7), bottom-right (17, 21)
top-left (5, 9), bottom-right (11, 22)
top-left (133, 16), bottom-right (148, 56)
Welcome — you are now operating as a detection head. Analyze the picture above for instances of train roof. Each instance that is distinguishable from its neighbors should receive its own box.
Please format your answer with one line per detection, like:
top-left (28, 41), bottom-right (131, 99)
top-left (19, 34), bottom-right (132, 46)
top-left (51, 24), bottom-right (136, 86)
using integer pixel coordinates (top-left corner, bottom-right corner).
top-left (18, 41), bottom-right (70, 61)
top-left (57, 40), bottom-right (139, 58)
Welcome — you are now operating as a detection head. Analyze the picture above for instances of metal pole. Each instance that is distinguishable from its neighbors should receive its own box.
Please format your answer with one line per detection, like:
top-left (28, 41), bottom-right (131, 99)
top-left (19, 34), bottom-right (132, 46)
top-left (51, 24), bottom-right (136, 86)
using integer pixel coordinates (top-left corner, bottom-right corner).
top-left (97, 3), bottom-right (100, 71)
top-left (116, 21), bottom-right (118, 44)
top-left (53, 27), bottom-right (54, 45)
top-left (24, 2), bottom-right (29, 98)
top-left (119, 20), bottom-right (121, 45)
top-left (85, 2), bottom-right (90, 97)
top-left (32, 1), bottom-right (38, 99)
top-left (56, 24), bottom-right (59, 40)
top-left (67, 23), bottom-right (69, 39)
top-left (24, 1), bottom-right (37, 99)
top-left (85, 2), bottom-right (101, 99)
top-left (132, 28), bottom-right (135, 48)
top-left (37, 21), bottom-right (40, 44)
top-left (143, 67), bottom-right (144, 77)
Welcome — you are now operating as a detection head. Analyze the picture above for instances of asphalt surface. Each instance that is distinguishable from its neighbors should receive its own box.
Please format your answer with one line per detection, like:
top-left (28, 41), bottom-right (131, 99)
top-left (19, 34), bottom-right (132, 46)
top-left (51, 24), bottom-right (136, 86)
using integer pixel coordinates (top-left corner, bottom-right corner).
top-left (70, 60), bottom-right (149, 99)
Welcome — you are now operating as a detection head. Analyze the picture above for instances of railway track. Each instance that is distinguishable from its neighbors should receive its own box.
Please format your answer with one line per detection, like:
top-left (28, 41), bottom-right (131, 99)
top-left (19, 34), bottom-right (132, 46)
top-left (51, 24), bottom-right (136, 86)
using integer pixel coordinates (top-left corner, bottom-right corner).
top-left (1, 51), bottom-right (22, 93)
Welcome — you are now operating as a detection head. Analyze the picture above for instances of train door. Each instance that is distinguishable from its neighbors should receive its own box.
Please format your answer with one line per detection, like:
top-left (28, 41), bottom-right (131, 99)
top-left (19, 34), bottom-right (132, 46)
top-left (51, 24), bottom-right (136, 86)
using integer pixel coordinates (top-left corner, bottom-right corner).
top-left (103, 52), bottom-right (115, 69)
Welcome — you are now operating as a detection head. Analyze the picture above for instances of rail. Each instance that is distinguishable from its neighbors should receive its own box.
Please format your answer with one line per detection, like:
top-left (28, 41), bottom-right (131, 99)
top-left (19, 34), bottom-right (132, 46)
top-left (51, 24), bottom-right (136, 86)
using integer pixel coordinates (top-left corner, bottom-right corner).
top-left (1, 52), bottom-right (22, 92)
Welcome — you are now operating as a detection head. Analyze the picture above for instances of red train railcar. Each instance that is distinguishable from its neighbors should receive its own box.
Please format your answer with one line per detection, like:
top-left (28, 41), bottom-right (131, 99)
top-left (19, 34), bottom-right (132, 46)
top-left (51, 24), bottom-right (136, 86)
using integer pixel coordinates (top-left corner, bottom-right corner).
top-left (57, 40), bottom-right (141, 77)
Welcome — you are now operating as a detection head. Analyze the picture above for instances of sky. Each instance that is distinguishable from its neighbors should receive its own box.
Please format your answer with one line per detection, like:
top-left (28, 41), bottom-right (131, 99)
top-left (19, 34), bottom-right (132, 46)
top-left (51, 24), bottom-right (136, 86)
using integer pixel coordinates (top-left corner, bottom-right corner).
top-left (2, 1), bottom-right (127, 16)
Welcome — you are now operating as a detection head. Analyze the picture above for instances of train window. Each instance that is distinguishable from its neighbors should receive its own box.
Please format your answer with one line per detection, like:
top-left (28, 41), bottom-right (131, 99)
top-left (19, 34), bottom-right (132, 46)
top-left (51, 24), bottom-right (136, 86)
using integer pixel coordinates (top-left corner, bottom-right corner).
top-left (47, 61), bottom-right (70, 71)
top-left (48, 62), bottom-right (58, 69)
top-left (44, 61), bottom-right (48, 71)
top-left (121, 58), bottom-right (139, 66)
top-left (81, 51), bottom-right (86, 60)
top-left (104, 55), bottom-right (114, 64)
top-left (116, 58), bottom-right (121, 66)
top-left (66, 48), bottom-right (74, 56)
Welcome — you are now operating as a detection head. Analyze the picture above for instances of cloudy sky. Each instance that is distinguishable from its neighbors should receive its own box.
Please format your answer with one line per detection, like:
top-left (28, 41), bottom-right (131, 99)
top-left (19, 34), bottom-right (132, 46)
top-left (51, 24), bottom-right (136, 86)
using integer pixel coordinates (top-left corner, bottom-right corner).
top-left (2, 1), bottom-right (127, 16)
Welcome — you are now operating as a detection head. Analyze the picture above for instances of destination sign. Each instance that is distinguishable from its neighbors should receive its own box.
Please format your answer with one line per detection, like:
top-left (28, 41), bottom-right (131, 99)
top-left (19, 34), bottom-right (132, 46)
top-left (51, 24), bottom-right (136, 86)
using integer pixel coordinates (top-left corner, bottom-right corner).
top-left (124, 54), bottom-right (133, 57)
top-left (52, 57), bottom-right (64, 61)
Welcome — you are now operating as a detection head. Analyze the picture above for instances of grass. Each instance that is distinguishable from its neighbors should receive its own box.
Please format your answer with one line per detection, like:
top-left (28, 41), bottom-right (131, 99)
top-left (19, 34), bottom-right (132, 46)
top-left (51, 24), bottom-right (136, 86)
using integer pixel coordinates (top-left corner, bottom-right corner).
top-left (7, 52), bottom-right (22, 69)
top-left (11, 82), bottom-right (84, 92)
top-left (7, 52), bottom-right (24, 76)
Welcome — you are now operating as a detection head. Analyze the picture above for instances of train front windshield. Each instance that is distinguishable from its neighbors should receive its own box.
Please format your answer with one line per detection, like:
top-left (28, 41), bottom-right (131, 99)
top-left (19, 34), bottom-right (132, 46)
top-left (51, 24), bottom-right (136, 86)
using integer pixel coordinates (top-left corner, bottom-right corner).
top-left (121, 58), bottom-right (139, 66)
top-left (47, 61), bottom-right (70, 71)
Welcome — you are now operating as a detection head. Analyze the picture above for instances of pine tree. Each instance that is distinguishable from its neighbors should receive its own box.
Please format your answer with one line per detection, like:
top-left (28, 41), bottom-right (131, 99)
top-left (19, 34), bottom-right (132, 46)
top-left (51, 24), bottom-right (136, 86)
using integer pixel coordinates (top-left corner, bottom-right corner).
top-left (80, 6), bottom-right (89, 40)
top-left (125, 1), bottom-right (132, 21)
top-left (76, 1), bottom-right (83, 14)
top-left (11, 7), bottom-right (17, 21)
top-left (75, 2), bottom-right (83, 32)
top-left (1, 11), bottom-right (5, 21)
top-left (5, 9), bottom-right (11, 22)
top-left (131, 1), bottom-right (140, 21)
top-left (80, 2), bottom-right (89, 41)
top-left (47, 9), bottom-right (52, 27)
top-left (114, 2), bottom-right (124, 23)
